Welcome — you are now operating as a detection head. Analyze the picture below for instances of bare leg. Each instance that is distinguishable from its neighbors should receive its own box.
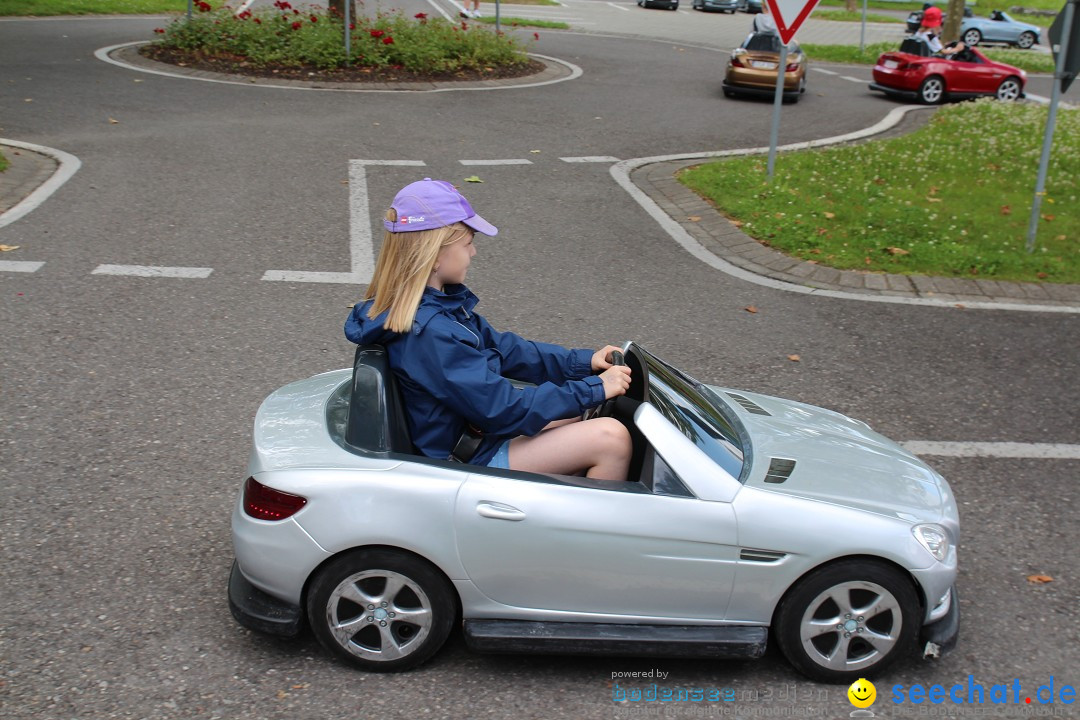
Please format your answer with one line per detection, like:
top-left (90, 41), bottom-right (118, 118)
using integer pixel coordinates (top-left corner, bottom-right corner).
top-left (508, 417), bottom-right (632, 482)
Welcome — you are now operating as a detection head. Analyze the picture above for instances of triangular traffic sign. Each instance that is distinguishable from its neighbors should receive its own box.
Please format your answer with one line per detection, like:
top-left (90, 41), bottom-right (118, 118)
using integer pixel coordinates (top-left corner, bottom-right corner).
top-left (765, 0), bottom-right (825, 44)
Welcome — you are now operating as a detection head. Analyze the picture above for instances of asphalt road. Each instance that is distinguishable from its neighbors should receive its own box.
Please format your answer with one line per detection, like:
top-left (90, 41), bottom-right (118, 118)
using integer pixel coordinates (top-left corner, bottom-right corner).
top-left (1, 6), bottom-right (1077, 720)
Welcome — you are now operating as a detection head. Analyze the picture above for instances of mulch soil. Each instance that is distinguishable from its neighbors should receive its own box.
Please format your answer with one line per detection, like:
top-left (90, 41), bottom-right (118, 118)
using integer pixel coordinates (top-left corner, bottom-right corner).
top-left (139, 44), bottom-right (546, 83)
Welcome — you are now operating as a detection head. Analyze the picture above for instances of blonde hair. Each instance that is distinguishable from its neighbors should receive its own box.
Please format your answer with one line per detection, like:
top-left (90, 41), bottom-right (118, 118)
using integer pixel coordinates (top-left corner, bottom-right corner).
top-left (363, 210), bottom-right (472, 333)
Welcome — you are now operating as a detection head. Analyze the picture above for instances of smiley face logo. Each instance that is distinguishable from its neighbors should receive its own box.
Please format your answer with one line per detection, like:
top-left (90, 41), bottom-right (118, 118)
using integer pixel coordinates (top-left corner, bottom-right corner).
top-left (848, 678), bottom-right (877, 709)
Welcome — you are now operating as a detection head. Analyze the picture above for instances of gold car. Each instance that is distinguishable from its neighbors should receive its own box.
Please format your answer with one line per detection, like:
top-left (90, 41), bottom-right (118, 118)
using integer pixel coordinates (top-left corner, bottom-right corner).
top-left (723, 32), bottom-right (807, 103)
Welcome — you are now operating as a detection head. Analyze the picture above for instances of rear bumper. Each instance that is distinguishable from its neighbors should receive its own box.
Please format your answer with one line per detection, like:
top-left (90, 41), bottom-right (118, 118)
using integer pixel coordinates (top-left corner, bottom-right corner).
top-left (724, 80), bottom-right (803, 99)
top-left (228, 560), bottom-right (304, 637)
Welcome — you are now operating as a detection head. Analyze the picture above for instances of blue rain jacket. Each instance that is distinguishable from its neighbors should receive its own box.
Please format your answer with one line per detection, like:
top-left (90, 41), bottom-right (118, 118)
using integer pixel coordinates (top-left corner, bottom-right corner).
top-left (344, 284), bottom-right (606, 465)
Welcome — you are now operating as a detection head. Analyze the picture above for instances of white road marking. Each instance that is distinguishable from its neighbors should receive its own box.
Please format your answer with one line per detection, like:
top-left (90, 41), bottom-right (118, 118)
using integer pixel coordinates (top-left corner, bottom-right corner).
top-left (95, 43), bottom-right (583, 93)
top-left (263, 160), bottom-right (425, 285)
top-left (561, 156), bottom-right (621, 162)
top-left (235, 0), bottom-right (255, 13)
top-left (607, 2), bottom-right (630, 9)
top-left (0, 139), bottom-right (81, 231)
top-left (902, 442), bottom-right (1080, 460)
top-left (425, 0), bottom-right (456, 21)
top-left (610, 105), bottom-right (1080, 315)
top-left (91, 264), bottom-right (213, 278)
top-left (460, 159), bottom-right (534, 165)
top-left (841, 75), bottom-right (865, 83)
top-left (814, 68), bottom-right (839, 75)
top-left (0, 261), bottom-right (45, 273)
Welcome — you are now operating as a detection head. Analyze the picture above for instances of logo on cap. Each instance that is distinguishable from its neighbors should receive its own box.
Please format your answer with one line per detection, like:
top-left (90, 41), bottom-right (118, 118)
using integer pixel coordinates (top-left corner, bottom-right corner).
top-left (400, 215), bottom-right (426, 225)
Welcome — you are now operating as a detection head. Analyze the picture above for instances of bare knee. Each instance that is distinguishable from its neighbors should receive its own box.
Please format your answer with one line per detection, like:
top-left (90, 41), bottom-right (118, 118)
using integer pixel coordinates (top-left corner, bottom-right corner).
top-left (591, 417), bottom-right (632, 456)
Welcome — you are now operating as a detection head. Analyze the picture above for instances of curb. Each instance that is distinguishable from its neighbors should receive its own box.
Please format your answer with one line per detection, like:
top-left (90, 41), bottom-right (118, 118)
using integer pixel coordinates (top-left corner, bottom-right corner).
top-left (0, 140), bottom-right (81, 231)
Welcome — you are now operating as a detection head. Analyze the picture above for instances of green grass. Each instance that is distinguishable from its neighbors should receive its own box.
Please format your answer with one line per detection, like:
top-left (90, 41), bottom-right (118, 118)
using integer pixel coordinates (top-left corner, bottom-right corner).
top-left (678, 101), bottom-right (1079, 284)
top-left (802, 41), bottom-right (1057, 74)
top-left (816, 0), bottom-right (1059, 26)
top-left (473, 16), bottom-right (568, 28)
top-left (0, 150), bottom-right (8, 173)
top-left (813, 9), bottom-right (903, 23)
top-left (0, 0), bottom-right (185, 15)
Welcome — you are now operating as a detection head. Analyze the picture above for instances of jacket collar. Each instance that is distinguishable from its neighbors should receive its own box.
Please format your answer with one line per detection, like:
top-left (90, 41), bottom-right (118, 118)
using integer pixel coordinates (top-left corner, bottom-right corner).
top-left (413, 284), bottom-right (479, 333)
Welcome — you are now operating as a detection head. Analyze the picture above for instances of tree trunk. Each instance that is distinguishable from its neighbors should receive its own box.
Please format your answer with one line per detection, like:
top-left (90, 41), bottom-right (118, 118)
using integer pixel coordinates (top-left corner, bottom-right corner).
top-left (845, 0), bottom-right (857, 12)
top-left (940, 0), bottom-right (966, 44)
top-left (328, 0), bottom-right (358, 21)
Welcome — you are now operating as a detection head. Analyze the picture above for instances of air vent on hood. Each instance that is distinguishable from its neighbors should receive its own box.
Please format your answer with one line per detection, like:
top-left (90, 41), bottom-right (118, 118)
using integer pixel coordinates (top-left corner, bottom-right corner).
top-left (765, 458), bottom-right (796, 484)
top-left (726, 393), bottom-right (770, 416)
top-left (740, 549), bottom-right (787, 563)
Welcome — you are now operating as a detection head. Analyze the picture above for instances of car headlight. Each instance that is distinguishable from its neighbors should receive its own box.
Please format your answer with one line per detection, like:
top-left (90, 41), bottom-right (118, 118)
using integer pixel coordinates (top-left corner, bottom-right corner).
top-left (913, 524), bottom-right (950, 562)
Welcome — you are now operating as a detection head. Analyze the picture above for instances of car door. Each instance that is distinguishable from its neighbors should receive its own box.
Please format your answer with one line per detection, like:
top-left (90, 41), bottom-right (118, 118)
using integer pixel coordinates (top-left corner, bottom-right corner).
top-left (945, 55), bottom-right (995, 93)
top-left (454, 470), bottom-right (741, 620)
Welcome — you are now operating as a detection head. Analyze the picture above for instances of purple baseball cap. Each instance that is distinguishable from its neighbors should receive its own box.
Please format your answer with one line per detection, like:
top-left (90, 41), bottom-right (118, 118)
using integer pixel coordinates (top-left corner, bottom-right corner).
top-left (383, 178), bottom-right (498, 236)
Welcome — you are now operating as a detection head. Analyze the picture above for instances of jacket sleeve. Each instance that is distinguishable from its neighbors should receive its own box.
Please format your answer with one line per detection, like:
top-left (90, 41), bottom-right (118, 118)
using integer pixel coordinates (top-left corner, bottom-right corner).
top-left (473, 313), bottom-right (595, 384)
top-left (408, 318), bottom-right (606, 437)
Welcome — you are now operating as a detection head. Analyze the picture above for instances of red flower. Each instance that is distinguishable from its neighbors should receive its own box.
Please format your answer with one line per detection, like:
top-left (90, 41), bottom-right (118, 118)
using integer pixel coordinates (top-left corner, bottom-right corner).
top-left (370, 29), bottom-right (385, 37)
top-left (153, 27), bottom-right (165, 33)
top-left (533, 32), bottom-right (539, 40)
top-left (349, 22), bottom-right (355, 29)
top-left (461, 21), bottom-right (468, 29)
top-left (414, 12), bottom-right (427, 19)
top-left (382, 36), bottom-right (394, 44)
top-left (195, 1), bottom-right (212, 12)
top-left (291, 20), bottom-right (302, 30)
top-left (293, 8), bottom-right (300, 14)
top-left (254, 17), bottom-right (261, 23)
top-left (310, 14), bottom-right (317, 22)
top-left (237, 10), bottom-right (251, 19)
top-left (273, 0), bottom-right (292, 9)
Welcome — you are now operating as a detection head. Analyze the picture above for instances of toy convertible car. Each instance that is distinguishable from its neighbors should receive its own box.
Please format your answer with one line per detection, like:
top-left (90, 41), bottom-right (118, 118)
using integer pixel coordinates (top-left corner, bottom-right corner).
top-left (228, 342), bottom-right (959, 683)
top-left (870, 40), bottom-right (1026, 105)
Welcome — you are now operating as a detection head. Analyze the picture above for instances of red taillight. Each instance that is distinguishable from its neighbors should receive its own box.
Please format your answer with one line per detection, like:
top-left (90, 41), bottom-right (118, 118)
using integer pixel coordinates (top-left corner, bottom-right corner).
top-left (786, 63), bottom-right (800, 72)
top-left (731, 56), bottom-right (746, 68)
top-left (243, 477), bottom-right (307, 520)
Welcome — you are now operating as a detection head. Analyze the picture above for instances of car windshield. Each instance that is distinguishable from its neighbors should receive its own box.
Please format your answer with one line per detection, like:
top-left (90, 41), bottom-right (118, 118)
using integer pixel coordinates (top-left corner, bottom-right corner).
top-left (744, 32), bottom-right (781, 53)
top-left (637, 347), bottom-right (747, 481)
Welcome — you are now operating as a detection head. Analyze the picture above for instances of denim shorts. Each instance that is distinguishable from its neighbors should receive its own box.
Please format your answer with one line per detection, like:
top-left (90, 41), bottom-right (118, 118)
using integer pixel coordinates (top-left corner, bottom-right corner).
top-left (483, 439), bottom-right (512, 470)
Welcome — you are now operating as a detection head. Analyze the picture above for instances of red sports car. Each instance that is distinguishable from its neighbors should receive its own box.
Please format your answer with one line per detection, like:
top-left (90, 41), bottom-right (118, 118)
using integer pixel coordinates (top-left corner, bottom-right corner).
top-left (870, 43), bottom-right (1026, 105)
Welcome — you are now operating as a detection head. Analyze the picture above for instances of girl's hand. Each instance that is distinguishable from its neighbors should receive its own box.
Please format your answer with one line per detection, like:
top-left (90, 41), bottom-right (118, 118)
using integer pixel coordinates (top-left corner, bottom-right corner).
top-left (591, 345), bottom-right (624, 372)
top-left (599, 365), bottom-right (632, 400)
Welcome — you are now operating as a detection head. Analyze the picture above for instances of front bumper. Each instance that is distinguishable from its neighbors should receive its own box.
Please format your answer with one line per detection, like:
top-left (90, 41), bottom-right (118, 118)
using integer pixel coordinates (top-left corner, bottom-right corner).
top-left (228, 560), bottom-right (304, 637)
top-left (700, 0), bottom-right (738, 9)
top-left (919, 584), bottom-right (960, 658)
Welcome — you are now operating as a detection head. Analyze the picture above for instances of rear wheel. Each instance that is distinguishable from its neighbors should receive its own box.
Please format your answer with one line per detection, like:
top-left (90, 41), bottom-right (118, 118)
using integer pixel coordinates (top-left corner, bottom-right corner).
top-left (996, 76), bottom-right (1022, 101)
top-left (307, 549), bottom-right (456, 672)
top-left (1016, 31), bottom-right (1036, 49)
top-left (774, 560), bottom-right (920, 683)
top-left (962, 28), bottom-right (982, 46)
top-left (918, 75), bottom-right (945, 105)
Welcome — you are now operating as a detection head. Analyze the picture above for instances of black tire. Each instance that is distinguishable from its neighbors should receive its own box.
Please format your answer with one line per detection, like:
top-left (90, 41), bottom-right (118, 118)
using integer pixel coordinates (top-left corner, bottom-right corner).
top-left (306, 549), bottom-right (456, 673)
top-left (962, 28), bottom-right (981, 46)
top-left (1016, 31), bottom-right (1036, 49)
top-left (918, 75), bottom-right (945, 105)
top-left (774, 560), bottom-right (920, 684)
top-left (995, 76), bottom-right (1022, 101)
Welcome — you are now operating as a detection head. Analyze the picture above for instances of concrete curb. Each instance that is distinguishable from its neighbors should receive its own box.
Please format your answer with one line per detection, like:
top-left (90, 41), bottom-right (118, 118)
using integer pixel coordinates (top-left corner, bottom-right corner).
top-left (0, 140), bottom-right (81, 231)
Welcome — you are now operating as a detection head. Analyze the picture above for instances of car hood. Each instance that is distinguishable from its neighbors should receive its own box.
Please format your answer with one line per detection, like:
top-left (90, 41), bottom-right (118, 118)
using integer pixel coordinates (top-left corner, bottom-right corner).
top-left (709, 386), bottom-right (956, 524)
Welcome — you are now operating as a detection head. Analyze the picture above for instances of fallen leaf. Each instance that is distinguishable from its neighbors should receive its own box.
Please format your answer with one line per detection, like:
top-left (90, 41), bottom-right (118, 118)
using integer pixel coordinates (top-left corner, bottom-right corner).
top-left (864, 256), bottom-right (872, 265)
top-left (133, 79), bottom-right (143, 83)
top-left (926, 197), bottom-right (942, 203)
top-left (744, 306), bottom-right (758, 313)
top-left (108, 117), bottom-right (119, 124)
top-left (1041, 214), bottom-right (1054, 222)
top-left (1055, 235), bottom-right (1066, 241)
top-left (0, 245), bottom-right (19, 252)
top-left (787, 354), bottom-right (801, 362)
top-left (928, 186), bottom-right (939, 195)
top-left (823, 212), bottom-right (835, 220)
top-left (1000, 205), bottom-right (1011, 215)
top-left (955, 304), bottom-right (966, 309)
top-left (291, 683), bottom-right (310, 690)
top-left (1045, 197), bottom-right (1054, 204)
top-left (464, 175), bottom-right (483, 183)
top-left (341, 180), bottom-right (348, 185)
top-left (809, 248), bottom-right (822, 254)
top-left (1026, 574), bottom-right (1053, 584)
top-left (530, 149), bottom-right (541, 154)
top-left (885, 247), bottom-right (910, 256)
top-left (276, 690), bottom-right (288, 700)
top-left (1037, 272), bottom-right (1048, 279)
top-left (24, 98), bottom-right (32, 102)
top-left (815, 228), bottom-right (827, 236)
top-left (731, 220), bottom-right (744, 229)
top-left (687, 215), bottom-right (701, 222)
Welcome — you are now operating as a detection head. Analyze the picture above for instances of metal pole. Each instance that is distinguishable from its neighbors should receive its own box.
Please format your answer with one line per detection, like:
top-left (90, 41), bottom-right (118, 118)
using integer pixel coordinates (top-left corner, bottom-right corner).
top-left (345, 0), bottom-right (351, 67)
top-left (496, 0), bottom-right (501, 33)
top-left (1025, 0), bottom-right (1074, 252)
top-left (766, 42), bottom-right (788, 180)
top-left (860, 0), bottom-right (868, 53)
top-left (187, 0), bottom-right (192, 21)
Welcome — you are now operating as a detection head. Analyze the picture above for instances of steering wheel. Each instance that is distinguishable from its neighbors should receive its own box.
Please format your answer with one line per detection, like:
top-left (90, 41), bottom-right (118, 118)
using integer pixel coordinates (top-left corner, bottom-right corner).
top-left (583, 350), bottom-right (626, 421)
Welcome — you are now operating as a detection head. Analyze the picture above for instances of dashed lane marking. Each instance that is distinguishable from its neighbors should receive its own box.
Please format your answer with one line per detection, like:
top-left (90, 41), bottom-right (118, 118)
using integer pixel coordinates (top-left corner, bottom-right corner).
top-left (902, 442), bottom-right (1080, 460)
top-left (0, 261), bottom-right (45, 273)
top-left (841, 75), bottom-right (865, 83)
top-left (91, 264), bottom-right (213, 279)
top-left (814, 68), bottom-right (839, 75)
top-left (460, 159), bottom-right (534, 165)
top-left (607, 2), bottom-right (630, 9)
top-left (561, 156), bottom-right (621, 162)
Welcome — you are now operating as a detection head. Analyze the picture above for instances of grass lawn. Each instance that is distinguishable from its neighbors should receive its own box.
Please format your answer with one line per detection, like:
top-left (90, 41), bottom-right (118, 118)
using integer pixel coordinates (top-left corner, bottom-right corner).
top-left (816, 0), bottom-right (1059, 26)
top-left (0, 0), bottom-right (185, 14)
top-left (678, 100), bottom-right (1079, 284)
top-left (474, 16), bottom-right (569, 28)
top-left (0, 150), bottom-right (8, 173)
top-left (802, 41), bottom-right (1058, 74)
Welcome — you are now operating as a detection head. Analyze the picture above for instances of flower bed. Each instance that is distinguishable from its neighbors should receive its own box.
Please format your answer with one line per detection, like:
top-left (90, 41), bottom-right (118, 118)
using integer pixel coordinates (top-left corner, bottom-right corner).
top-left (143, 1), bottom-right (539, 81)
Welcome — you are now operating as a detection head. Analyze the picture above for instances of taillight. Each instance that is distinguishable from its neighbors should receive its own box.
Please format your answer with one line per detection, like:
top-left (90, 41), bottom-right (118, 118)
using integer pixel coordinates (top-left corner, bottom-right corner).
top-left (243, 477), bottom-right (307, 520)
top-left (786, 63), bottom-right (800, 72)
top-left (731, 56), bottom-right (746, 68)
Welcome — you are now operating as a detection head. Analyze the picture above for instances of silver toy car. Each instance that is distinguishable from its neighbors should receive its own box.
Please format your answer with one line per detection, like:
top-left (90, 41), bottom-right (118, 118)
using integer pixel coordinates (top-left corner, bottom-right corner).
top-left (229, 342), bottom-right (959, 683)
top-left (959, 10), bottom-right (1041, 49)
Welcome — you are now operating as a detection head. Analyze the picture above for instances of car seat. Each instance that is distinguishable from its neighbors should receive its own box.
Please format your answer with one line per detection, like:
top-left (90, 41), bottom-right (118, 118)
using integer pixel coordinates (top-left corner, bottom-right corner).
top-left (900, 36), bottom-right (932, 56)
top-left (345, 344), bottom-right (414, 454)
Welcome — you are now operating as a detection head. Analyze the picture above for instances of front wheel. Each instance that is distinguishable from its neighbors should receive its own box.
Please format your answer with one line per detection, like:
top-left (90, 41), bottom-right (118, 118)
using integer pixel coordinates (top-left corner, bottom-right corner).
top-left (774, 560), bottom-right (920, 683)
top-left (1016, 31), bottom-right (1036, 49)
top-left (306, 549), bottom-right (456, 672)
top-left (918, 75), bottom-right (945, 105)
top-left (962, 28), bottom-right (982, 46)
top-left (996, 76), bottom-right (1022, 101)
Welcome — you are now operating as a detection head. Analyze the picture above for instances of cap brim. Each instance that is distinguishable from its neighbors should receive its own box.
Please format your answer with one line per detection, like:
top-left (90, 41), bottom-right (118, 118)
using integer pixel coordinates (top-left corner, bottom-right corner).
top-left (463, 213), bottom-right (498, 237)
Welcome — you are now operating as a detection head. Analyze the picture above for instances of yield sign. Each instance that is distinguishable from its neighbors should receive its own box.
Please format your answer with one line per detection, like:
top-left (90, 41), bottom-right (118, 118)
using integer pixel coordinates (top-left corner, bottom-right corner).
top-left (765, 0), bottom-right (825, 44)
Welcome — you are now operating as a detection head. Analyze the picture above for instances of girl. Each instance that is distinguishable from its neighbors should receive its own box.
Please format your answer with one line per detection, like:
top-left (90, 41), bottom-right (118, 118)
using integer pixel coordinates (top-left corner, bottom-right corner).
top-left (345, 178), bottom-right (633, 481)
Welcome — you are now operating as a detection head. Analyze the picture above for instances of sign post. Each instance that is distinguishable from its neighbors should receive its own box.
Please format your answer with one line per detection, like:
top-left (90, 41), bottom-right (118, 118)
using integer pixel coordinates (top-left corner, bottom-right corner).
top-left (1025, 0), bottom-right (1077, 252)
top-left (764, 0), bottom-right (824, 180)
